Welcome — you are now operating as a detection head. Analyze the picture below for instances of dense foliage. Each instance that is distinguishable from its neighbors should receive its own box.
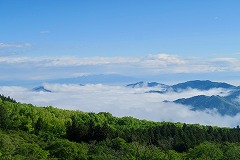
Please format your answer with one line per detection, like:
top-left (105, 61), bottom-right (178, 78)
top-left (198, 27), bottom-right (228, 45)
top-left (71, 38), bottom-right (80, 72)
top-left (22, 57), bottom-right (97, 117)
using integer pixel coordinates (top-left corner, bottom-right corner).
top-left (0, 95), bottom-right (240, 159)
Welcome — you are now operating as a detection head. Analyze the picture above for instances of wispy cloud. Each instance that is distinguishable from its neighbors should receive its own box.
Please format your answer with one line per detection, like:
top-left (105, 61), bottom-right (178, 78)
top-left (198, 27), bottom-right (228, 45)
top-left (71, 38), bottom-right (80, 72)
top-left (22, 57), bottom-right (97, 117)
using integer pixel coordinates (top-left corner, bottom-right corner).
top-left (0, 54), bottom-right (240, 81)
top-left (142, 54), bottom-right (186, 67)
top-left (0, 54), bottom-right (184, 66)
top-left (0, 56), bottom-right (138, 66)
top-left (212, 58), bottom-right (240, 64)
top-left (211, 58), bottom-right (240, 71)
top-left (0, 42), bottom-right (31, 49)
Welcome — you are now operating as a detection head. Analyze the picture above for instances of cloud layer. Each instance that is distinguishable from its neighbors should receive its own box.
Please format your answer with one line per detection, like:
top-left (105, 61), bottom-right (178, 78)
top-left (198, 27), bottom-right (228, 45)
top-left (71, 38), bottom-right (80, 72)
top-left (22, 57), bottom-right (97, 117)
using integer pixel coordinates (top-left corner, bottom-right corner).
top-left (0, 54), bottom-right (239, 71)
top-left (0, 84), bottom-right (239, 127)
top-left (0, 53), bottom-right (240, 82)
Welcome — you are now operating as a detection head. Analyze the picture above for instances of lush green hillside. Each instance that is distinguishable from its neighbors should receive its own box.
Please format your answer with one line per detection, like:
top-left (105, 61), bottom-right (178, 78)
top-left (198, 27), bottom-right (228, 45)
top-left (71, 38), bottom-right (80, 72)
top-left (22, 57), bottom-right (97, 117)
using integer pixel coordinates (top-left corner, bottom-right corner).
top-left (1, 94), bottom-right (240, 159)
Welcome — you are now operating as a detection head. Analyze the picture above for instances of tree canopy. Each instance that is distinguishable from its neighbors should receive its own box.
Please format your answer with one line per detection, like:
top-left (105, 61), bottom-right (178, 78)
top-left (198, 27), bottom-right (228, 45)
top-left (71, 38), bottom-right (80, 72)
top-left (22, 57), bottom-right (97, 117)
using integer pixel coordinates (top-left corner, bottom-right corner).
top-left (0, 94), bottom-right (239, 159)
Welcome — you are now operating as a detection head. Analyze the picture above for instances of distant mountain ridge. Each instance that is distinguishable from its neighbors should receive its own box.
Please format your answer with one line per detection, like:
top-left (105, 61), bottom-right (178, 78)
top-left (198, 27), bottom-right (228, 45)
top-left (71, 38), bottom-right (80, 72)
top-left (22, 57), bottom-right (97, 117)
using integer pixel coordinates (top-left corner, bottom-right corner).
top-left (48, 74), bottom-right (138, 85)
top-left (127, 80), bottom-right (240, 116)
top-left (126, 81), bottom-right (169, 88)
top-left (174, 95), bottom-right (240, 116)
top-left (168, 80), bottom-right (240, 116)
top-left (127, 80), bottom-right (237, 91)
top-left (171, 80), bottom-right (237, 91)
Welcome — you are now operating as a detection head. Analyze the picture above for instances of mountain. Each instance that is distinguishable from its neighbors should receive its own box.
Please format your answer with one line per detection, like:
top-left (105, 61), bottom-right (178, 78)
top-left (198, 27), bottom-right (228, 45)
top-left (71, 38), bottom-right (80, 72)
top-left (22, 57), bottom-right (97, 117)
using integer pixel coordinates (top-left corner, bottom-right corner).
top-left (167, 80), bottom-right (240, 116)
top-left (147, 80), bottom-right (237, 94)
top-left (225, 90), bottom-right (240, 101)
top-left (48, 74), bottom-right (138, 85)
top-left (174, 95), bottom-right (240, 116)
top-left (171, 80), bottom-right (236, 91)
top-left (32, 86), bottom-right (52, 92)
top-left (126, 81), bottom-right (169, 88)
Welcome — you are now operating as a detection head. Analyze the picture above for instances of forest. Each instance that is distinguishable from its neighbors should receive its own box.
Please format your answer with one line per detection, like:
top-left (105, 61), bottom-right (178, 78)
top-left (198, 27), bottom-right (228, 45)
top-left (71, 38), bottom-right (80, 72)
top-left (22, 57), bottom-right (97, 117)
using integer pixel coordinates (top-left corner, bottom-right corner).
top-left (1, 94), bottom-right (240, 159)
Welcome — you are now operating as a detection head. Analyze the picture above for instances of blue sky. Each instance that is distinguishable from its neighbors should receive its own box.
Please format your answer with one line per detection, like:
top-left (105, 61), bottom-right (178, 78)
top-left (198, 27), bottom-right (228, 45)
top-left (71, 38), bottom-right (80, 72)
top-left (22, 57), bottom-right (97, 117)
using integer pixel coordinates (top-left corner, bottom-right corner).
top-left (1, 0), bottom-right (240, 84)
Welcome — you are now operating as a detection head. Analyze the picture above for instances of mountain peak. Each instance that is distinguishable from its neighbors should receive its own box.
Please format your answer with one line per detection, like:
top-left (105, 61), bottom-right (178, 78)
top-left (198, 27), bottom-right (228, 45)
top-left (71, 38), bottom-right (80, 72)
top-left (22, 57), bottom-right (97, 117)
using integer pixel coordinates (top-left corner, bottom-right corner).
top-left (32, 86), bottom-right (52, 92)
top-left (126, 81), bottom-right (169, 88)
top-left (172, 80), bottom-right (236, 91)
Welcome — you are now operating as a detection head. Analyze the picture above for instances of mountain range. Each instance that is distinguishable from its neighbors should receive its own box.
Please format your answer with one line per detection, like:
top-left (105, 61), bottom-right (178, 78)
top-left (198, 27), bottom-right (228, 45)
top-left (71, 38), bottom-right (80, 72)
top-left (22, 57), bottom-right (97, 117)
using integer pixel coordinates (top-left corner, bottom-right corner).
top-left (0, 74), bottom-right (138, 87)
top-left (47, 74), bottom-right (138, 85)
top-left (126, 81), bottom-right (169, 90)
top-left (174, 95), bottom-right (240, 116)
top-left (127, 80), bottom-right (240, 116)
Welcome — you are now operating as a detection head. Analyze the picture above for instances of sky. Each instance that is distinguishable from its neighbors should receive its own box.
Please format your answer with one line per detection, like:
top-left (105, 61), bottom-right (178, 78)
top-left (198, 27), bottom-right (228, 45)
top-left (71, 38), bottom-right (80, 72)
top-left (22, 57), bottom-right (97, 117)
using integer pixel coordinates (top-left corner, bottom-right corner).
top-left (1, 1), bottom-right (240, 84)
top-left (1, 0), bottom-right (240, 57)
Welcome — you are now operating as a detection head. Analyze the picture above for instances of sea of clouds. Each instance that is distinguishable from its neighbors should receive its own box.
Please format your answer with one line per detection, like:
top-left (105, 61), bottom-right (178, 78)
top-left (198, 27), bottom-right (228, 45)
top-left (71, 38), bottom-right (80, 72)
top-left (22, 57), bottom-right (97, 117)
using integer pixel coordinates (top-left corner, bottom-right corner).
top-left (0, 84), bottom-right (239, 127)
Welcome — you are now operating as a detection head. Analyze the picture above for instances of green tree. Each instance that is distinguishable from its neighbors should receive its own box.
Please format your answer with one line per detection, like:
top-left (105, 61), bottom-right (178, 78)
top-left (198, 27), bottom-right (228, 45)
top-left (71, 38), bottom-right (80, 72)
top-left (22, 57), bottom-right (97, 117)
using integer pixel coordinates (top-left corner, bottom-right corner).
top-left (222, 143), bottom-right (240, 160)
top-left (47, 139), bottom-right (88, 160)
top-left (187, 142), bottom-right (223, 160)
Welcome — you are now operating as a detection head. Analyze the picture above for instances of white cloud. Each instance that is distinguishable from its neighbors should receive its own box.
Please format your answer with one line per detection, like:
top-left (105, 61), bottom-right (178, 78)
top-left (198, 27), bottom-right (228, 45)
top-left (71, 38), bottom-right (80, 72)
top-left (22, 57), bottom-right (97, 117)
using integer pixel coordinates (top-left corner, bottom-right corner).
top-left (213, 58), bottom-right (239, 63)
top-left (157, 88), bottom-right (231, 101)
top-left (209, 58), bottom-right (240, 72)
top-left (0, 86), bottom-right (28, 92)
top-left (0, 54), bottom-right (240, 81)
top-left (0, 57), bottom-right (36, 64)
top-left (0, 84), bottom-right (238, 127)
top-left (0, 56), bottom-right (138, 66)
top-left (0, 42), bottom-right (31, 49)
top-left (142, 54), bottom-right (186, 67)
top-left (45, 56), bottom-right (139, 66)
top-left (0, 54), bottom-right (186, 67)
